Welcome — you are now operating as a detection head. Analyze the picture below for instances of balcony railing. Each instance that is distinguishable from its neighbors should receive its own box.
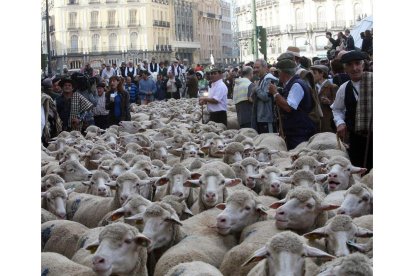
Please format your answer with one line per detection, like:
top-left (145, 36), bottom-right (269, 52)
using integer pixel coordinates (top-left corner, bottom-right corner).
top-left (257, 0), bottom-right (277, 8)
top-left (291, 0), bottom-right (304, 3)
top-left (106, 0), bottom-right (118, 3)
top-left (106, 21), bottom-right (120, 28)
top-left (67, 23), bottom-right (79, 30)
top-left (89, 0), bottom-right (100, 4)
top-left (155, 44), bottom-right (172, 52)
top-left (236, 29), bottom-right (254, 39)
top-left (313, 22), bottom-right (327, 31)
top-left (67, 48), bottom-right (81, 54)
top-left (153, 20), bottom-right (170, 28)
top-left (290, 24), bottom-right (307, 33)
top-left (67, 0), bottom-right (79, 5)
top-left (267, 25), bottom-right (281, 35)
top-left (128, 21), bottom-right (138, 27)
top-left (89, 22), bottom-right (102, 29)
top-left (331, 20), bottom-right (346, 29)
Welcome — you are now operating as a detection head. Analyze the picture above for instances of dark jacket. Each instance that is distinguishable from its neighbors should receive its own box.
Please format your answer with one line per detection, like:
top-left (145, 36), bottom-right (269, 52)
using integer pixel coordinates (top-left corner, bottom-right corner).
top-left (105, 90), bottom-right (131, 125)
top-left (345, 35), bottom-right (355, 51)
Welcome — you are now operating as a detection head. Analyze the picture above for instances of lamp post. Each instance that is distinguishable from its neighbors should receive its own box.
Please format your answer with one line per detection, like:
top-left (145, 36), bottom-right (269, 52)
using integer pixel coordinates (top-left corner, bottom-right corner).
top-left (42, 0), bottom-right (53, 76)
top-left (251, 0), bottom-right (258, 60)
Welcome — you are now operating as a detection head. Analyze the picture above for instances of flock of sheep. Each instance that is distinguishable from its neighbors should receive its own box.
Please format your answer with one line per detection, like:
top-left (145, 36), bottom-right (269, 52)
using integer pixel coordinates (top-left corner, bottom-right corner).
top-left (41, 98), bottom-right (373, 276)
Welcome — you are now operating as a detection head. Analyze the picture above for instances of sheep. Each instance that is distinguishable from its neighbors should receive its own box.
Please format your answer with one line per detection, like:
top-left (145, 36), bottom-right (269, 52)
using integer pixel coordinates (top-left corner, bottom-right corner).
top-left (95, 132), bottom-right (119, 150)
top-left (304, 214), bottom-right (373, 257)
top-left (41, 186), bottom-right (73, 219)
top-left (184, 168), bottom-right (241, 215)
top-left (278, 169), bottom-right (327, 193)
top-left (243, 231), bottom-right (335, 276)
top-left (120, 152), bottom-right (137, 165)
top-left (336, 183), bottom-right (373, 218)
top-left (150, 159), bottom-right (172, 177)
top-left (41, 220), bottom-right (89, 259)
top-left (317, 252), bottom-right (373, 276)
top-left (361, 168), bottom-right (373, 189)
top-left (83, 145), bottom-right (117, 170)
top-left (66, 172), bottom-right (141, 227)
top-left (100, 158), bottom-right (130, 180)
top-left (253, 133), bottom-right (288, 152)
top-left (153, 164), bottom-right (201, 207)
top-left (119, 120), bottom-right (150, 134)
top-left (119, 133), bottom-right (152, 147)
top-left (41, 174), bottom-right (65, 192)
top-left (51, 159), bottom-right (93, 182)
top-left (81, 171), bottom-right (112, 197)
top-left (128, 158), bottom-right (152, 177)
top-left (41, 208), bottom-right (59, 223)
top-left (41, 252), bottom-right (95, 276)
top-left (160, 195), bottom-right (193, 220)
top-left (221, 129), bottom-right (237, 140)
top-left (285, 155), bottom-right (327, 175)
top-left (123, 142), bottom-right (145, 155)
top-left (270, 187), bottom-right (340, 234)
top-left (215, 190), bottom-right (268, 236)
top-left (144, 141), bottom-right (170, 163)
top-left (98, 193), bottom-right (152, 227)
top-left (58, 147), bottom-right (84, 164)
top-left (347, 238), bottom-right (373, 259)
top-left (232, 157), bottom-right (262, 193)
top-left (306, 132), bottom-right (347, 152)
top-left (246, 166), bottom-right (290, 199)
top-left (222, 142), bottom-right (244, 164)
top-left (238, 128), bottom-right (259, 139)
top-left (197, 160), bottom-right (237, 179)
top-left (200, 132), bottom-right (227, 158)
top-left (84, 222), bottom-right (150, 276)
top-left (175, 141), bottom-right (205, 161)
top-left (166, 261), bottom-right (224, 276)
top-left (326, 156), bottom-right (367, 192)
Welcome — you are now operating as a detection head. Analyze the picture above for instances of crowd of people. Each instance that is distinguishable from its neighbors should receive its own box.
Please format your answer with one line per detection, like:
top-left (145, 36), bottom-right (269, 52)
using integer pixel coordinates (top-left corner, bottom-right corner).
top-left (41, 29), bottom-right (373, 171)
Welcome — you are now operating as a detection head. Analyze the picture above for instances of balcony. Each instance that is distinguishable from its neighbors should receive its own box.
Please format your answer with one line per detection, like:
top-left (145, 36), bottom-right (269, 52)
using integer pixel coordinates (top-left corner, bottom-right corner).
top-left (67, 0), bottom-right (79, 5)
top-left (89, 0), bottom-right (100, 3)
top-left (331, 20), bottom-right (346, 29)
top-left (128, 21), bottom-right (139, 27)
top-left (236, 29), bottom-right (254, 39)
top-left (153, 20), bottom-right (170, 28)
top-left (155, 44), bottom-right (172, 52)
top-left (67, 23), bottom-right (80, 30)
top-left (106, 21), bottom-right (120, 28)
top-left (313, 22), bottom-right (327, 31)
top-left (106, 0), bottom-right (118, 3)
top-left (152, 0), bottom-right (168, 4)
top-left (290, 24), bottom-right (307, 33)
top-left (89, 22), bottom-right (102, 29)
top-left (67, 48), bottom-right (81, 54)
top-left (257, 0), bottom-right (277, 8)
top-left (267, 25), bottom-right (281, 35)
top-left (291, 0), bottom-right (304, 3)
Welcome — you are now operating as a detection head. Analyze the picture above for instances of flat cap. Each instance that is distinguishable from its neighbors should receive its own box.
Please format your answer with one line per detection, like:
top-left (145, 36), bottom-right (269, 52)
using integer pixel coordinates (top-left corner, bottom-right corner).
top-left (310, 65), bottom-right (329, 75)
top-left (42, 78), bottom-right (53, 88)
top-left (340, 51), bottom-right (368, 64)
top-left (96, 82), bottom-right (106, 88)
top-left (277, 52), bottom-right (295, 62)
top-left (286, 46), bottom-right (301, 57)
top-left (275, 59), bottom-right (297, 72)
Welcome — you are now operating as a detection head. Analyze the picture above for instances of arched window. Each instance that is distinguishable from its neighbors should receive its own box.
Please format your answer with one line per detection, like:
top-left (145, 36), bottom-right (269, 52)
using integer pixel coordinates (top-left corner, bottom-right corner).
top-left (317, 6), bottom-right (326, 25)
top-left (335, 5), bottom-right (344, 22)
top-left (130, 32), bottom-right (138, 49)
top-left (70, 35), bottom-right (78, 52)
top-left (353, 3), bottom-right (362, 21)
top-left (295, 8), bottom-right (304, 29)
top-left (109, 33), bottom-right (117, 51)
top-left (91, 34), bottom-right (100, 52)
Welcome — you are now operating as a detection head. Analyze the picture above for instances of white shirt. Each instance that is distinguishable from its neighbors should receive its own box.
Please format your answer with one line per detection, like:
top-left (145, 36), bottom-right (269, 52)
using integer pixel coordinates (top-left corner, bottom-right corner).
top-left (148, 62), bottom-right (159, 74)
top-left (207, 79), bottom-right (227, 112)
top-left (101, 68), bottom-right (116, 79)
top-left (331, 80), bottom-right (360, 127)
top-left (126, 67), bottom-right (137, 77)
top-left (167, 64), bottom-right (182, 77)
top-left (41, 105), bottom-right (46, 137)
top-left (284, 77), bottom-right (304, 110)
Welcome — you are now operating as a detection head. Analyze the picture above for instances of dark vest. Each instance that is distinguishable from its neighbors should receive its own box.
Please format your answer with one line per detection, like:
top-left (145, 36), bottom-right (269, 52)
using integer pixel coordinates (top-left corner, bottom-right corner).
top-left (150, 63), bottom-right (158, 72)
top-left (344, 81), bottom-right (358, 132)
top-left (120, 67), bottom-right (127, 78)
top-left (280, 75), bottom-right (315, 136)
top-left (126, 67), bottom-right (135, 78)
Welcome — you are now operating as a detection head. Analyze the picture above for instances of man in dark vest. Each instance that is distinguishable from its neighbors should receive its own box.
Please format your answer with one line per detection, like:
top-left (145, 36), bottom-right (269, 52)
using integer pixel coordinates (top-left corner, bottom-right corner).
top-left (148, 57), bottom-right (159, 76)
top-left (331, 51), bottom-right (372, 171)
top-left (270, 58), bottom-right (316, 150)
top-left (126, 61), bottom-right (137, 79)
top-left (119, 62), bottom-right (127, 78)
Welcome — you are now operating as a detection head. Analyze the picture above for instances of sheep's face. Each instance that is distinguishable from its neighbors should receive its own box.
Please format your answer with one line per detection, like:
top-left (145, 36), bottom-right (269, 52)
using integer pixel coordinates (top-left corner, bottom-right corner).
top-left (263, 175), bottom-right (284, 196)
top-left (117, 179), bottom-right (140, 205)
top-left (267, 250), bottom-right (305, 276)
top-left (327, 163), bottom-right (366, 192)
top-left (86, 173), bottom-right (112, 197)
top-left (109, 162), bottom-right (130, 180)
top-left (41, 190), bottom-right (68, 219)
top-left (198, 175), bottom-right (226, 208)
top-left (181, 144), bottom-right (200, 159)
top-left (55, 160), bottom-right (92, 182)
top-left (150, 145), bottom-right (169, 163)
top-left (255, 149), bottom-right (271, 163)
top-left (89, 227), bottom-right (149, 275)
top-left (216, 196), bottom-right (266, 235)
top-left (337, 189), bottom-right (373, 218)
top-left (227, 151), bottom-right (243, 164)
top-left (275, 197), bottom-right (320, 232)
top-left (169, 174), bottom-right (190, 200)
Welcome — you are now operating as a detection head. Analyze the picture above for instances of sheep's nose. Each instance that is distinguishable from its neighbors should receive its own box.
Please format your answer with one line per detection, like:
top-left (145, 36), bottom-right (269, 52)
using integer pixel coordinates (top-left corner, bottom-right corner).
top-left (277, 210), bottom-right (285, 215)
top-left (329, 174), bottom-right (337, 178)
top-left (92, 255), bottom-right (106, 266)
top-left (173, 192), bottom-right (183, 197)
top-left (337, 209), bottom-right (346, 215)
top-left (206, 192), bottom-right (216, 199)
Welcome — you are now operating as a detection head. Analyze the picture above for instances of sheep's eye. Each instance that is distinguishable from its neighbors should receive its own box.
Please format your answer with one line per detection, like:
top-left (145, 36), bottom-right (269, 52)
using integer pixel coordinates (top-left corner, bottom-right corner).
top-left (221, 180), bottom-right (225, 184)
top-left (295, 166), bottom-right (299, 170)
top-left (90, 181), bottom-right (95, 185)
top-left (199, 180), bottom-right (203, 184)
top-left (125, 211), bottom-right (132, 217)
top-left (47, 184), bottom-right (51, 188)
top-left (306, 203), bottom-right (313, 209)
top-left (362, 196), bottom-right (369, 202)
top-left (124, 238), bottom-right (132, 244)
top-left (245, 206), bottom-right (251, 211)
top-left (347, 168), bottom-right (351, 171)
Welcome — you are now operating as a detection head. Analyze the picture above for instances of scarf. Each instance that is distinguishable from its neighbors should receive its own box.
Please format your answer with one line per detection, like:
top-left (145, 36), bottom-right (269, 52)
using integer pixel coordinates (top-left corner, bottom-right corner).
top-left (355, 72), bottom-right (373, 133)
top-left (41, 92), bottom-right (62, 143)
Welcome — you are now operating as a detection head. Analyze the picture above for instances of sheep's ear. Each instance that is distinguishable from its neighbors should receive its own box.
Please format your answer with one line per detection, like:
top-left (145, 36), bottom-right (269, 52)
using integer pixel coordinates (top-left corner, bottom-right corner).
top-left (242, 246), bottom-right (268, 267)
top-left (215, 203), bottom-right (226, 210)
top-left (355, 227), bottom-right (373, 238)
top-left (105, 181), bottom-right (117, 190)
top-left (110, 207), bottom-right (125, 221)
top-left (183, 205), bottom-right (193, 216)
top-left (303, 244), bottom-right (335, 260)
top-left (315, 174), bottom-right (328, 182)
top-left (82, 181), bottom-right (91, 186)
top-left (224, 178), bottom-right (241, 187)
top-left (255, 204), bottom-right (268, 217)
top-left (269, 198), bottom-right (287, 209)
top-left (277, 176), bottom-right (293, 183)
top-left (184, 180), bottom-right (200, 188)
top-left (346, 240), bottom-right (370, 253)
top-left (165, 215), bottom-right (183, 226)
top-left (100, 165), bottom-right (110, 171)
top-left (197, 150), bottom-right (205, 157)
top-left (349, 165), bottom-right (367, 175)
top-left (258, 162), bottom-right (270, 168)
top-left (125, 213), bottom-right (144, 225)
top-left (190, 172), bottom-right (202, 180)
top-left (318, 203), bottom-right (340, 211)
top-left (134, 234), bottom-right (151, 247)
top-left (303, 226), bottom-right (328, 240)
top-left (86, 241), bottom-right (100, 254)
top-left (66, 188), bottom-right (75, 195)
top-left (41, 191), bottom-right (49, 198)
top-left (155, 176), bottom-right (169, 186)
top-left (248, 173), bottom-right (264, 180)
top-left (175, 147), bottom-right (183, 153)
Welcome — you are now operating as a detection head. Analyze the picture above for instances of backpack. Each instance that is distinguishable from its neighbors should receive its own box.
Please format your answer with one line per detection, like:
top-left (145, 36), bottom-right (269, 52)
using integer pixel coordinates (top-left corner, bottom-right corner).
top-left (297, 69), bottom-right (323, 127)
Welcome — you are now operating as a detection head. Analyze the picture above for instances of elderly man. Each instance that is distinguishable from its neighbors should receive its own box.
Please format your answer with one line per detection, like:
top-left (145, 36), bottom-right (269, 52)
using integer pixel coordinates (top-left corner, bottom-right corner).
top-left (199, 67), bottom-right (228, 126)
top-left (270, 58), bottom-right (316, 150)
top-left (252, 59), bottom-right (278, 133)
top-left (233, 66), bottom-right (254, 128)
top-left (331, 51), bottom-right (372, 170)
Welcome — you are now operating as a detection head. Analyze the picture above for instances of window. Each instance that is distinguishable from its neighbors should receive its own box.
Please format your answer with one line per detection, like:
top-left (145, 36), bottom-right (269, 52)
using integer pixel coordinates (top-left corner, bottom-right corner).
top-left (317, 7), bottom-right (326, 24)
top-left (315, 35), bottom-right (326, 50)
top-left (91, 11), bottom-right (99, 27)
top-left (70, 35), bottom-right (78, 51)
top-left (108, 10), bottom-right (116, 26)
top-left (92, 34), bottom-right (100, 51)
top-left (129, 9), bottom-right (137, 25)
top-left (294, 37), bottom-right (306, 51)
top-left (69, 12), bottom-right (77, 28)
top-left (353, 3), bottom-right (362, 21)
top-left (130, 32), bottom-right (138, 49)
top-left (295, 8), bottom-right (304, 29)
top-left (109, 33), bottom-right (117, 51)
top-left (335, 5), bottom-right (344, 22)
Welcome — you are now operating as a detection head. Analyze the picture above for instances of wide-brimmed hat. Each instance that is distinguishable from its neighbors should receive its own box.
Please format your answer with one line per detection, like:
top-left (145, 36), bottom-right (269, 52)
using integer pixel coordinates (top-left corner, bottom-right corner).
top-left (286, 46), bottom-right (301, 58)
top-left (310, 65), bottom-right (329, 75)
top-left (58, 78), bottom-right (74, 88)
top-left (277, 52), bottom-right (295, 62)
top-left (275, 59), bottom-right (297, 72)
top-left (340, 51), bottom-right (368, 64)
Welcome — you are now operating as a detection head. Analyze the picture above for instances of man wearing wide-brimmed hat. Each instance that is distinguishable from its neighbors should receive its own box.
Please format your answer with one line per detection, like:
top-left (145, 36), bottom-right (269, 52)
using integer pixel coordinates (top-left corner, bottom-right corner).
top-left (331, 50), bottom-right (372, 170)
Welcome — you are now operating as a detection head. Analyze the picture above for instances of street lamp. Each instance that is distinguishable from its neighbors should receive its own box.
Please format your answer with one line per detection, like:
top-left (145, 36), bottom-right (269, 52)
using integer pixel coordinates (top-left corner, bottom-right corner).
top-left (41, 0), bottom-right (53, 76)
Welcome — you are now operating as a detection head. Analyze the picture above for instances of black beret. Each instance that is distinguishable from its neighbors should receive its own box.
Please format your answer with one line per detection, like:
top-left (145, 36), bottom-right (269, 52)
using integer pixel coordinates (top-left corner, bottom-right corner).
top-left (340, 51), bottom-right (368, 64)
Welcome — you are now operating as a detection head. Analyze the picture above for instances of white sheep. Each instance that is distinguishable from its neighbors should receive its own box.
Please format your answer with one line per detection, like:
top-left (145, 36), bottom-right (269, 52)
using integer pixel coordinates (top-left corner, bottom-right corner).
top-left (41, 186), bottom-right (73, 219)
top-left (336, 183), bottom-right (373, 218)
top-left (326, 156), bottom-right (367, 192)
top-left (160, 195), bottom-right (193, 220)
top-left (41, 174), bottom-right (65, 192)
top-left (41, 208), bottom-right (59, 223)
top-left (100, 158), bottom-right (130, 180)
top-left (81, 171), bottom-right (112, 197)
top-left (166, 261), bottom-right (224, 276)
top-left (247, 166), bottom-right (290, 199)
top-left (317, 252), bottom-right (372, 276)
top-left (253, 133), bottom-right (288, 152)
top-left (222, 142), bottom-right (244, 164)
top-left (243, 231), bottom-right (335, 276)
top-left (41, 252), bottom-right (95, 276)
top-left (51, 159), bottom-right (93, 182)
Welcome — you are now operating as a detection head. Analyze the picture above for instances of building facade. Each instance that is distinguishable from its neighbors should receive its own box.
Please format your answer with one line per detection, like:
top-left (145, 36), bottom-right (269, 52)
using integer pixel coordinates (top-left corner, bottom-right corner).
top-left (234, 0), bottom-right (373, 63)
top-left (220, 0), bottom-right (236, 65)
